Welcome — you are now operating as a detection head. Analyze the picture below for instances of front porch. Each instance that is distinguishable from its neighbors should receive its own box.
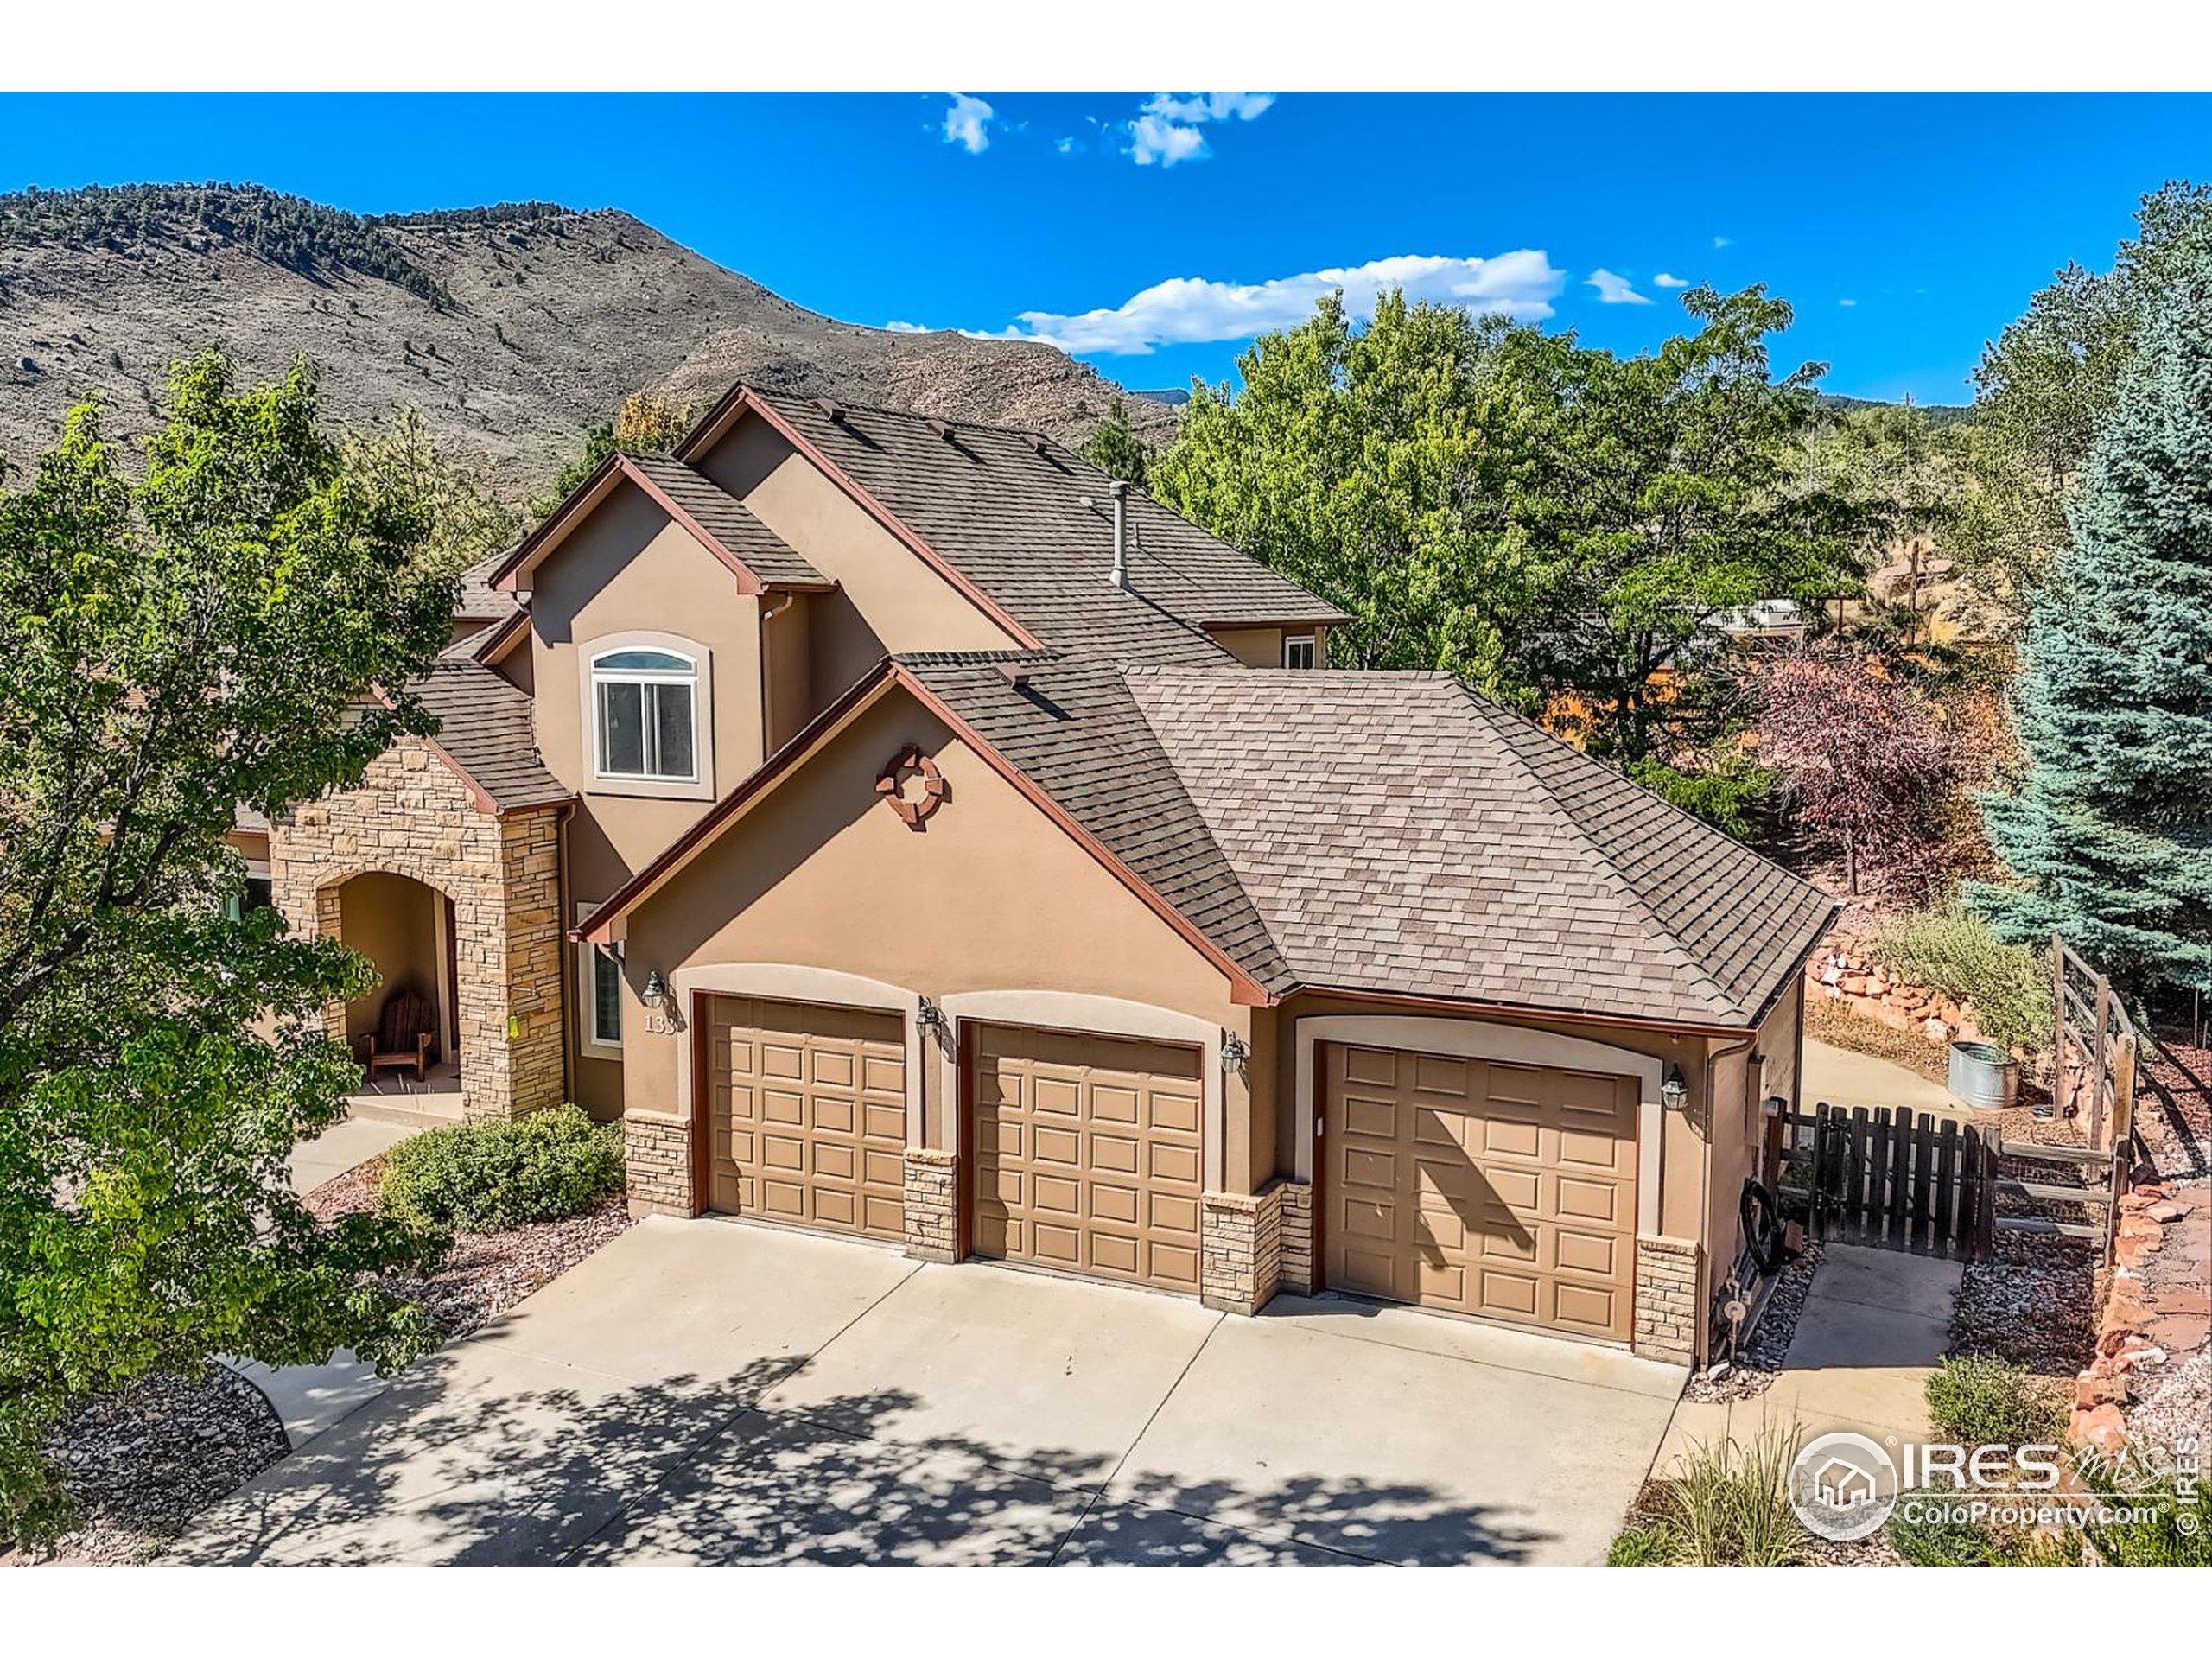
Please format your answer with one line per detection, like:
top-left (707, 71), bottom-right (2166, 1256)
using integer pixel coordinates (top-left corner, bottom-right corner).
top-left (269, 737), bottom-right (571, 1122)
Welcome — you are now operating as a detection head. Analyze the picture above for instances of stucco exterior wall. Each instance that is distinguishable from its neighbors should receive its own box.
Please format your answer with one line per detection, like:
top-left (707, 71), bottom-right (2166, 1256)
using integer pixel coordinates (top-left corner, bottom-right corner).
top-left (336, 871), bottom-right (442, 1047)
top-left (692, 416), bottom-right (1023, 706)
top-left (615, 690), bottom-right (1245, 1161)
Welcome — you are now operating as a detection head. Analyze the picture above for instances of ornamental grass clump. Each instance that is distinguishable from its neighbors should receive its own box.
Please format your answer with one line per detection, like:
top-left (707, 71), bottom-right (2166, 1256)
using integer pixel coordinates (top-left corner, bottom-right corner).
top-left (1605, 1426), bottom-right (1812, 1566)
top-left (379, 1105), bottom-right (625, 1234)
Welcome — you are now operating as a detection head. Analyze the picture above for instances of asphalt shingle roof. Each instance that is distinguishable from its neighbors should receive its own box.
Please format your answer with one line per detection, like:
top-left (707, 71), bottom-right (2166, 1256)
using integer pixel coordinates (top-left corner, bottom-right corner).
top-left (622, 453), bottom-right (829, 590)
top-left (1120, 669), bottom-right (1834, 1027)
top-left (900, 652), bottom-right (1297, 995)
top-left (454, 550), bottom-right (518, 624)
top-left (414, 658), bottom-right (570, 814)
top-left (745, 392), bottom-right (1347, 665)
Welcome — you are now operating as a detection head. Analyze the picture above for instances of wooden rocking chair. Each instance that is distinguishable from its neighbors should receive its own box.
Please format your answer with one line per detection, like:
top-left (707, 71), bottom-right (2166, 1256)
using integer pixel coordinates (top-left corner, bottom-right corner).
top-left (359, 986), bottom-right (437, 1088)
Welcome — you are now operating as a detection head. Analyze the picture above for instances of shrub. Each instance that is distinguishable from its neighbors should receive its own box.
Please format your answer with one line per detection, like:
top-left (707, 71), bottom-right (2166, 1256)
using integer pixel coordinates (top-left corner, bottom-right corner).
top-left (379, 1105), bottom-right (624, 1234)
top-left (1890, 1492), bottom-right (2082, 1566)
top-left (1923, 1355), bottom-right (2068, 1450)
top-left (2079, 1454), bottom-right (2212, 1566)
top-left (1870, 904), bottom-right (2055, 1054)
top-left (1608, 1427), bottom-right (1811, 1566)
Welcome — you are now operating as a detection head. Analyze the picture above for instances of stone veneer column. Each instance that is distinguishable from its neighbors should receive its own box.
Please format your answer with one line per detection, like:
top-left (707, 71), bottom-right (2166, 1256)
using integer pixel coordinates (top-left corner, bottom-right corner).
top-left (901, 1148), bottom-right (958, 1262)
top-left (625, 1115), bottom-right (694, 1217)
top-left (1274, 1180), bottom-right (1315, 1294)
top-left (269, 739), bottom-right (566, 1122)
top-left (1200, 1187), bottom-right (1284, 1315)
top-left (1634, 1234), bottom-right (1702, 1364)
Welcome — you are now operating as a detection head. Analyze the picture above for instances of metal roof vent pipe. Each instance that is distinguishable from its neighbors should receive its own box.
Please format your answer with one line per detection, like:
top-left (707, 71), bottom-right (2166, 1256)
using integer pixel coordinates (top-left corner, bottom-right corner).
top-left (1109, 480), bottom-right (1130, 590)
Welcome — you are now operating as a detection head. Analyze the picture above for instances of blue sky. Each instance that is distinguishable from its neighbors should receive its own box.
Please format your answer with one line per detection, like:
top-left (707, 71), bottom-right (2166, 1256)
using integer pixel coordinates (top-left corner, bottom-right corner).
top-left (3, 91), bottom-right (2207, 405)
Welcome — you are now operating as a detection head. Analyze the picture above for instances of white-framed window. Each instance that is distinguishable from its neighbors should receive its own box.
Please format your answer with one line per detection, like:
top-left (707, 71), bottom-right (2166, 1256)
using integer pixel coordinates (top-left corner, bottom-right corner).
top-left (591, 645), bottom-right (697, 783)
top-left (575, 905), bottom-right (622, 1057)
top-left (1283, 633), bottom-right (1318, 670)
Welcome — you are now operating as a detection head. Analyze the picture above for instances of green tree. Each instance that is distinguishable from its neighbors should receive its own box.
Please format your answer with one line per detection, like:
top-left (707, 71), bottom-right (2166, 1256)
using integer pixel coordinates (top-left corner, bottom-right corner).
top-left (0, 354), bottom-right (454, 1547)
top-left (342, 408), bottom-right (520, 573)
top-left (1952, 181), bottom-right (2212, 629)
top-left (1967, 233), bottom-right (2212, 992)
top-left (1080, 397), bottom-right (1151, 486)
top-left (1151, 291), bottom-right (1549, 699)
top-left (1514, 285), bottom-right (1862, 765)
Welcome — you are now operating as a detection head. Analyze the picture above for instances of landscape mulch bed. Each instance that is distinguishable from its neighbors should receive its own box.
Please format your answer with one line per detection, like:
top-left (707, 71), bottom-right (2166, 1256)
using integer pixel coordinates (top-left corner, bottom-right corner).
top-left (303, 1154), bottom-right (635, 1340)
top-left (16, 1151), bottom-right (632, 1566)
top-left (18, 1365), bottom-right (289, 1566)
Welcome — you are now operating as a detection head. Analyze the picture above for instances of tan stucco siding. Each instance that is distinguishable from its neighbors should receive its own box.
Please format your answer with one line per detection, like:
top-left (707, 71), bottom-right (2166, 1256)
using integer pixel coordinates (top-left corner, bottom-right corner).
top-left (693, 417), bottom-right (1023, 705)
top-left (336, 871), bottom-right (442, 1046)
top-left (1702, 982), bottom-right (1804, 1280)
top-left (615, 689), bottom-right (1243, 1158)
top-left (527, 480), bottom-right (767, 893)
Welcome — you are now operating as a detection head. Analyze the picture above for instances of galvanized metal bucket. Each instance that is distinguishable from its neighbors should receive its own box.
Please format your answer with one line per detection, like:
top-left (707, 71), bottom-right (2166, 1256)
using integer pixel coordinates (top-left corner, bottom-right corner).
top-left (1948, 1039), bottom-right (2018, 1112)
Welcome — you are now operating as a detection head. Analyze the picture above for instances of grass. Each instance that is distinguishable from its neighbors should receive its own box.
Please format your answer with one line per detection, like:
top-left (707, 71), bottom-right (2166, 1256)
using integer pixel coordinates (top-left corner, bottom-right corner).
top-left (1607, 1427), bottom-right (1813, 1566)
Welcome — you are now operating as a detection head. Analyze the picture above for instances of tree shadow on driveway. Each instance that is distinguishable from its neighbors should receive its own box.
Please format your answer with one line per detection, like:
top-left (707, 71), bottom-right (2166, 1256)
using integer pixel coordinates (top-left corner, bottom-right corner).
top-left (171, 1351), bottom-right (1548, 1567)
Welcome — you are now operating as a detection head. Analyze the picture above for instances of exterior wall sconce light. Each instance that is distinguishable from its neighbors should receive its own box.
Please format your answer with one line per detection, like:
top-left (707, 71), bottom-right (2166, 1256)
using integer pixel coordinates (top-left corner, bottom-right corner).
top-left (1661, 1065), bottom-right (1689, 1113)
top-left (1220, 1032), bottom-right (1251, 1074)
top-left (640, 970), bottom-right (670, 1013)
top-left (916, 998), bottom-right (949, 1044)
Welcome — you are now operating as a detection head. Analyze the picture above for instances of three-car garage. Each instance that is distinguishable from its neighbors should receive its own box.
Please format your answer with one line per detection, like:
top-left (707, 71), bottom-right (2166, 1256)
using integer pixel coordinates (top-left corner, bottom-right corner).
top-left (695, 993), bottom-right (1643, 1348)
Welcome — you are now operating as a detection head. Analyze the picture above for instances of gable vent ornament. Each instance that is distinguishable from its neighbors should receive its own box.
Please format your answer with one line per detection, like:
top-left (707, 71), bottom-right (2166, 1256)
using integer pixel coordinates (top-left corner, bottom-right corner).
top-left (876, 746), bottom-right (947, 827)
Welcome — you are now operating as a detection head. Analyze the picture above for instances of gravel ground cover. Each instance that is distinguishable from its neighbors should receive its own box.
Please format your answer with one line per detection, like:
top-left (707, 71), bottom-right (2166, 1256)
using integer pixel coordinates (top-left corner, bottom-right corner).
top-left (13, 1143), bottom-right (632, 1565)
top-left (1682, 1243), bottom-right (1824, 1404)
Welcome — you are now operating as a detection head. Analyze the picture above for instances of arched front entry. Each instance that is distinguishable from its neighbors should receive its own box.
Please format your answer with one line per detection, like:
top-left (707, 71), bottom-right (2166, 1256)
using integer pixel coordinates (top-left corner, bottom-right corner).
top-left (328, 871), bottom-right (461, 1091)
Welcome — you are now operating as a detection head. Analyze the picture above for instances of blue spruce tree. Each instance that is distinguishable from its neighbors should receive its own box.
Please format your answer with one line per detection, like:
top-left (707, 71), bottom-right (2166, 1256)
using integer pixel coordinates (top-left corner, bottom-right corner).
top-left (1968, 238), bottom-right (2212, 990)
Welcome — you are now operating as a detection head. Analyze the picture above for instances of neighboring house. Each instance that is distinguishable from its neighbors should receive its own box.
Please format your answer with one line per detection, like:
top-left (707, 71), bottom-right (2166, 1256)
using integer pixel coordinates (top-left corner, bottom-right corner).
top-left (266, 386), bottom-right (1834, 1367)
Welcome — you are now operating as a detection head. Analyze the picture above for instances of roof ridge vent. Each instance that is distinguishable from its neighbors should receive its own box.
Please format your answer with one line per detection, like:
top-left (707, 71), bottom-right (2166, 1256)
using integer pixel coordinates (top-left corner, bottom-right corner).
top-left (814, 397), bottom-right (846, 423)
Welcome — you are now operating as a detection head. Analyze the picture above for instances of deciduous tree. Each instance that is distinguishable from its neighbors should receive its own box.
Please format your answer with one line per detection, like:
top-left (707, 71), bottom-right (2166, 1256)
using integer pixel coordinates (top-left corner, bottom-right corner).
top-left (0, 354), bottom-right (455, 1546)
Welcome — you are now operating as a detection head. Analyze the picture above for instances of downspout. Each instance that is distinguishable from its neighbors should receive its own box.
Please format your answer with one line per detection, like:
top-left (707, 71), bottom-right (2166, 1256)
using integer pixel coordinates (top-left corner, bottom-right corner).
top-left (1698, 1033), bottom-right (1758, 1370)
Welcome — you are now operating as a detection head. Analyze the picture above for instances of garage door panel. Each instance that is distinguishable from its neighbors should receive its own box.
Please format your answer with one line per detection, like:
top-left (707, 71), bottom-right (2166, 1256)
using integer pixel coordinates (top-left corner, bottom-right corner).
top-left (1324, 1041), bottom-right (1636, 1344)
top-left (705, 995), bottom-right (906, 1243)
top-left (967, 1023), bottom-right (1204, 1295)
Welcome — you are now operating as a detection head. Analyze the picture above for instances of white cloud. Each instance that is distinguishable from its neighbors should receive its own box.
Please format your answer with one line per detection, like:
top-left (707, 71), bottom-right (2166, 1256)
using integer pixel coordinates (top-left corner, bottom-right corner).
top-left (1586, 268), bottom-right (1651, 306)
top-left (1130, 113), bottom-right (1211, 168)
top-left (1054, 136), bottom-right (1082, 156)
top-left (1144, 92), bottom-right (1275, 124)
top-left (941, 92), bottom-right (994, 156)
top-left (1126, 91), bottom-right (1274, 168)
top-left (995, 250), bottom-right (1567, 357)
top-left (883, 321), bottom-right (931, 333)
top-left (1654, 271), bottom-right (1689, 289)
top-left (1712, 234), bottom-right (1732, 249)
top-left (1838, 297), bottom-right (1859, 308)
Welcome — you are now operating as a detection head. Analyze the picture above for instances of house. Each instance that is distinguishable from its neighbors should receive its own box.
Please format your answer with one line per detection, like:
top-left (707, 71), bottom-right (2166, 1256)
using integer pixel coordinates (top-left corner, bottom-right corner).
top-left (263, 385), bottom-right (1834, 1367)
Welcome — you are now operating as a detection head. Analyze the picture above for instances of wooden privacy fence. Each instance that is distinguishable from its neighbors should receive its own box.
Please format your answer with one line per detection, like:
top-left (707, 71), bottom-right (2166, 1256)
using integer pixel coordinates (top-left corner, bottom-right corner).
top-left (1775, 1103), bottom-right (1997, 1260)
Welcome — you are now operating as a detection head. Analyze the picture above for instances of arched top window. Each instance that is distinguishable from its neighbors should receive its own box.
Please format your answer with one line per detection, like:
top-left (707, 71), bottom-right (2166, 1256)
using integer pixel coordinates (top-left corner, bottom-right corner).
top-left (591, 644), bottom-right (698, 782)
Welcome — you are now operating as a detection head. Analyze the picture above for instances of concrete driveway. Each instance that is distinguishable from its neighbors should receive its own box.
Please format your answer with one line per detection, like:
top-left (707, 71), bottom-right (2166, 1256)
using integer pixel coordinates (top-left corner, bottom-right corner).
top-left (175, 1218), bottom-right (1683, 1567)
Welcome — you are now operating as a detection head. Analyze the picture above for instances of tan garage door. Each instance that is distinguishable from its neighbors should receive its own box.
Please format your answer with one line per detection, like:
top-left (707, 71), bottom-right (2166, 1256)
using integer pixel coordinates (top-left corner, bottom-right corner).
top-left (1322, 1042), bottom-right (1637, 1342)
top-left (967, 1023), bottom-right (1204, 1294)
top-left (703, 995), bottom-right (906, 1241)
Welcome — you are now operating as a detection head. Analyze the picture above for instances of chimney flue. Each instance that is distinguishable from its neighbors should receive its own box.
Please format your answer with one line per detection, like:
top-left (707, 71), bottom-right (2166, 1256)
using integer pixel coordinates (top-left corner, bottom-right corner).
top-left (1109, 480), bottom-right (1130, 590)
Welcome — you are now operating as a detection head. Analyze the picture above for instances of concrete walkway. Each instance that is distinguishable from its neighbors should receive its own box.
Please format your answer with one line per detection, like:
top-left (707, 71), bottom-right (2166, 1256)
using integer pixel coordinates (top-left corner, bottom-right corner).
top-left (1802, 1038), bottom-right (1962, 1116)
top-left (1655, 1243), bottom-right (1962, 1469)
top-left (233, 1116), bottom-right (425, 1449)
top-left (175, 1218), bottom-right (1687, 1567)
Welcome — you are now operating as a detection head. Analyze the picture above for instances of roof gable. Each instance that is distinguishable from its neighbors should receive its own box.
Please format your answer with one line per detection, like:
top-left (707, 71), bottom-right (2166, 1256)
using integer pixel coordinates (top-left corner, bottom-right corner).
top-left (487, 450), bottom-right (828, 598)
top-left (681, 388), bottom-right (1347, 665)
